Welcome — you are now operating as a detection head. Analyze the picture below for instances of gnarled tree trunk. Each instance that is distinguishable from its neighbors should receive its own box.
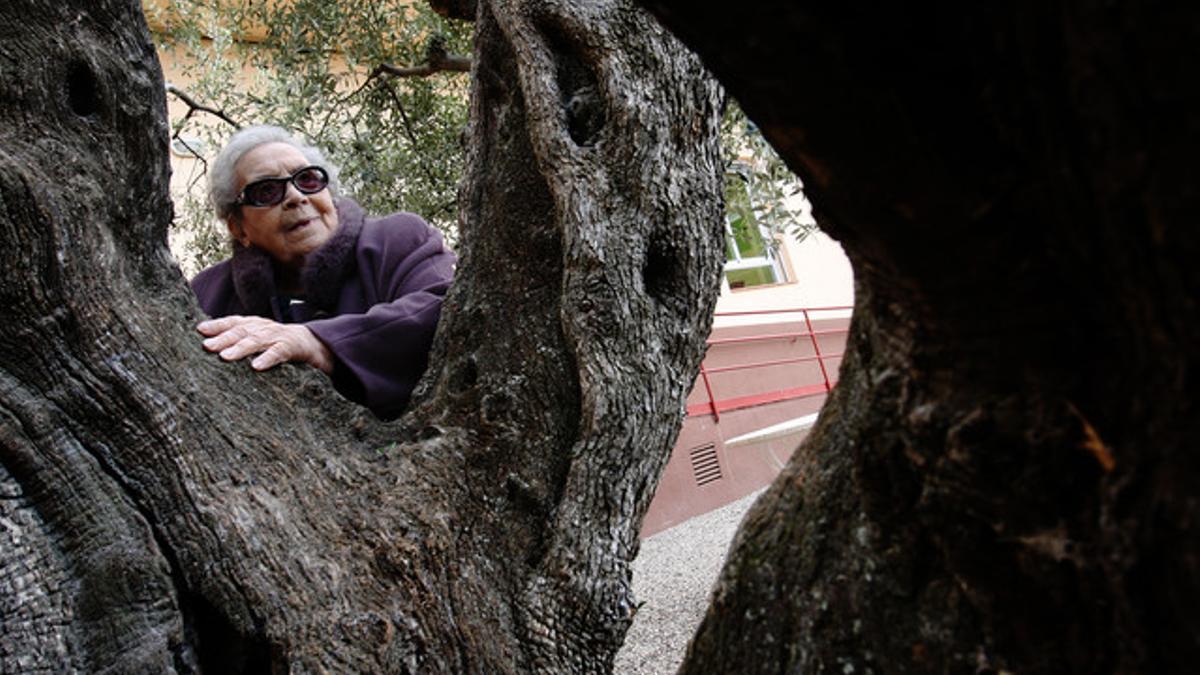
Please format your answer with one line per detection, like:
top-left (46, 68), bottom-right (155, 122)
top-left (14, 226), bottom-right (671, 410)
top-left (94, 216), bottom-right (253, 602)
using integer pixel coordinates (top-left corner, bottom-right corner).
top-left (638, 3), bottom-right (1200, 673)
top-left (0, 0), bottom-right (722, 672)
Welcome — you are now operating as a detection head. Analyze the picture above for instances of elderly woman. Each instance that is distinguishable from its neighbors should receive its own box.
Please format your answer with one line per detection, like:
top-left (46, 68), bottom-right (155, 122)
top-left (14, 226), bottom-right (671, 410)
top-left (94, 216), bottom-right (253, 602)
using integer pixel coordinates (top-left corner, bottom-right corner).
top-left (191, 125), bottom-right (455, 419)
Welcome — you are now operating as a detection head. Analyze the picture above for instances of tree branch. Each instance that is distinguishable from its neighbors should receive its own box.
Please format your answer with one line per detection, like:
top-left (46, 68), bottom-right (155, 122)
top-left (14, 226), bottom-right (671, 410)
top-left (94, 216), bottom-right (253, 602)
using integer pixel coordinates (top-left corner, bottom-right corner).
top-left (378, 78), bottom-right (448, 191)
top-left (372, 57), bottom-right (471, 79)
top-left (337, 36), bottom-right (472, 108)
top-left (427, 0), bottom-right (478, 22)
top-left (374, 34), bottom-right (472, 79)
top-left (165, 84), bottom-right (241, 129)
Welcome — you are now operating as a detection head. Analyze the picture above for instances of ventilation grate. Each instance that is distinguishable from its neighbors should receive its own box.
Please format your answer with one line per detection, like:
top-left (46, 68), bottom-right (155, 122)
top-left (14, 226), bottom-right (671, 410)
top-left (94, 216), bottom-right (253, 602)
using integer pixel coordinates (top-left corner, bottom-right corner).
top-left (689, 443), bottom-right (723, 486)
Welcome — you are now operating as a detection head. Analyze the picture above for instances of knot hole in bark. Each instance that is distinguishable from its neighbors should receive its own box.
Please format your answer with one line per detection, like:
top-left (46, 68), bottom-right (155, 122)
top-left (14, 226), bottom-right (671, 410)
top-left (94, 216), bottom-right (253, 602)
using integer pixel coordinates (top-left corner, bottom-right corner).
top-left (449, 354), bottom-right (478, 393)
top-left (541, 20), bottom-right (606, 146)
top-left (65, 61), bottom-right (101, 117)
top-left (564, 85), bottom-right (604, 146)
top-left (643, 231), bottom-right (683, 307)
top-left (184, 591), bottom-right (273, 673)
top-left (482, 389), bottom-right (512, 423)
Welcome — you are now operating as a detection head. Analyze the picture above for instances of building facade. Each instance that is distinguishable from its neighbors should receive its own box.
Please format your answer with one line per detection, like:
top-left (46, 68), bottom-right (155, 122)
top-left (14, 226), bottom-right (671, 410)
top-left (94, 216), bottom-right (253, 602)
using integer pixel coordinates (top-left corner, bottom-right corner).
top-left (642, 230), bottom-right (853, 536)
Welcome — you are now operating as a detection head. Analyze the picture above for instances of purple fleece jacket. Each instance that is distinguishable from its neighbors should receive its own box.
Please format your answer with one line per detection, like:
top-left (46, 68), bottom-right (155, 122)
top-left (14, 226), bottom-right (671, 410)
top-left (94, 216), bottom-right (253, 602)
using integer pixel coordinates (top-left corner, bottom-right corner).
top-left (191, 199), bottom-right (455, 419)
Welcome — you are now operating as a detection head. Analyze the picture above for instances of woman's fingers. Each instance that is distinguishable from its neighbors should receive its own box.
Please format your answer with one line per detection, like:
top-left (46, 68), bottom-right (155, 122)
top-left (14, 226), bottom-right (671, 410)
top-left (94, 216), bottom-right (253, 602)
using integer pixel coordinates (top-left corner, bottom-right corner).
top-left (201, 327), bottom-right (246, 353)
top-left (196, 315), bottom-right (248, 336)
top-left (198, 316), bottom-right (276, 361)
top-left (198, 318), bottom-right (329, 373)
top-left (249, 326), bottom-right (332, 373)
top-left (250, 342), bottom-right (291, 371)
top-left (218, 337), bottom-right (262, 362)
top-left (199, 316), bottom-right (255, 349)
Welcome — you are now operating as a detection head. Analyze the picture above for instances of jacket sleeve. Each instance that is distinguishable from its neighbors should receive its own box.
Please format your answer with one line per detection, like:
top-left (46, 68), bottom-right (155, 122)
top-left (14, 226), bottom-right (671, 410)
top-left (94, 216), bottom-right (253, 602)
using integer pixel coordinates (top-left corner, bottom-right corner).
top-left (304, 214), bottom-right (455, 419)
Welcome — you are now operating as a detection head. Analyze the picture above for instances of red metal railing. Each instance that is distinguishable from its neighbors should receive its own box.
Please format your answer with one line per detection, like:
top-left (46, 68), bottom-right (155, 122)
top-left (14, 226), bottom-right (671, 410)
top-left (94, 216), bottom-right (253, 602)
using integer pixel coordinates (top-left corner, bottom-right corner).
top-left (688, 306), bottom-right (852, 422)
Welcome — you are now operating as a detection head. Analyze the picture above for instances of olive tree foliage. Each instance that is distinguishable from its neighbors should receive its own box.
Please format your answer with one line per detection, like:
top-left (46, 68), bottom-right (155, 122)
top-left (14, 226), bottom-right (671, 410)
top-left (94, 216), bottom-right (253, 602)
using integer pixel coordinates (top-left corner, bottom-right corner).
top-left (146, 1), bottom-right (813, 274)
top-left (145, 0), bottom-right (472, 269)
top-left (721, 102), bottom-right (815, 252)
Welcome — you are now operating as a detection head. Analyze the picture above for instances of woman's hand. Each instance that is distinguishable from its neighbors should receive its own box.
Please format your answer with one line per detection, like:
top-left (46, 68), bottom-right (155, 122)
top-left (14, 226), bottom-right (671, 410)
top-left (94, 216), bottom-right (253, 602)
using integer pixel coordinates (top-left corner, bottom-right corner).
top-left (197, 315), bottom-right (334, 374)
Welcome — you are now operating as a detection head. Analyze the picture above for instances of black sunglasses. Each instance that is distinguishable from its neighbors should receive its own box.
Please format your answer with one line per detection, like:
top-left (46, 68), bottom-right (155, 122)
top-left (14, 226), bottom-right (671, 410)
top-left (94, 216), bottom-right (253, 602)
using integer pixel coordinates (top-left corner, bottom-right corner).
top-left (236, 166), bottom-right (330, 207)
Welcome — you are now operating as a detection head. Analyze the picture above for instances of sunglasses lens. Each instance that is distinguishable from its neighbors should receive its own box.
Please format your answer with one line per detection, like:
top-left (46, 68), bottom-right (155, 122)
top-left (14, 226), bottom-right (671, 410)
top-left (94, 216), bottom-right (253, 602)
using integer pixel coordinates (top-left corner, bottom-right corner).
top-left (239, 167), bottom-right (328, 207)
top-left (294, 167), bottom-right (328, 193)
top-left (244, 180), bottom-right (287, 206)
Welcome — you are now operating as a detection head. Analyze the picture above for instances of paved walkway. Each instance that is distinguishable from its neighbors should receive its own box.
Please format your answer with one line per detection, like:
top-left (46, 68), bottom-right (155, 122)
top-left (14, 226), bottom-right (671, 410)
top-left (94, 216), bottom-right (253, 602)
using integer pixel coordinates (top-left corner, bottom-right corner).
top-left (614, 490), bottom-right (764, 674)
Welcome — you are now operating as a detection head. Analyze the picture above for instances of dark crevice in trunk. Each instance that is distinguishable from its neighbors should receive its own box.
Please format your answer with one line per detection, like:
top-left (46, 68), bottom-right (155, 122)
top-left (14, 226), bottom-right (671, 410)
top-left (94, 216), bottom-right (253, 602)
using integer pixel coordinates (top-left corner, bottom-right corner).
top-left (183, 591), bottom-right (273, 675)
top-left (642, 227), bottom-right (695, 312)
top-left (539, 19), bottom-right (605, 147)
top-left (64, 60), bottom-right (102, 118)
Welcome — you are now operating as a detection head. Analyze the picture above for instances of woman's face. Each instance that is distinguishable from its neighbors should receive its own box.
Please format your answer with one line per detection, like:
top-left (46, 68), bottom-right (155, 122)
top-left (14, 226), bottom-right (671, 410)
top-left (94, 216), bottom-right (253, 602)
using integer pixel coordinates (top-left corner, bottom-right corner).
top-left (229, 142), bottom-right (339, 269)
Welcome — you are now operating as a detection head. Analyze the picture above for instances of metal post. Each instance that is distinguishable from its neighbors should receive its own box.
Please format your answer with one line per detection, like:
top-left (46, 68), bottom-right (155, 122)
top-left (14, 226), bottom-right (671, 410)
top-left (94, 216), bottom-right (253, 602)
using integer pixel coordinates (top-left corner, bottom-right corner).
top-left (803, 309), bottom-right (832, 392)
top-left (698, 362), bottom-right (720, 423)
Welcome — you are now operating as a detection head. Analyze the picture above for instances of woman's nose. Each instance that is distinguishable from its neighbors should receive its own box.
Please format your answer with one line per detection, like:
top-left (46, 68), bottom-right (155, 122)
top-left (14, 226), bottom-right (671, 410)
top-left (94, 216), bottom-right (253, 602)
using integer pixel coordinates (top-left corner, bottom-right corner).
top-left (281, 181), bottom-right (307, 207)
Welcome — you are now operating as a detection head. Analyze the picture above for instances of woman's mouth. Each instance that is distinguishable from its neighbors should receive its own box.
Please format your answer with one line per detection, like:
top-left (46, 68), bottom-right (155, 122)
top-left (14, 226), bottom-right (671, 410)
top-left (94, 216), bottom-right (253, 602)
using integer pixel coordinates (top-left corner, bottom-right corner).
top-left (286, 218), bottom-right (312, 233)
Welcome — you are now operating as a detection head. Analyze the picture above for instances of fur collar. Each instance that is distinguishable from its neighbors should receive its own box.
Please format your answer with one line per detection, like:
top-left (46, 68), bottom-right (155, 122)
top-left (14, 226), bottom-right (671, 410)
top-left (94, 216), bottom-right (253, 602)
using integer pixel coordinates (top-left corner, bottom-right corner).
top-left (230, 199), bottom-right (366, 316)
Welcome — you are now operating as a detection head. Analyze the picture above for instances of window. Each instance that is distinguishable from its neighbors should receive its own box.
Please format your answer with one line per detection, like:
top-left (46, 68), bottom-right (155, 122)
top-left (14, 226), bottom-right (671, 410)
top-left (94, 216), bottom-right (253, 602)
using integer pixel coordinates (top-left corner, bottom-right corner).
top-left (170, 135), bottom-right (207, 158)
top-left (724, 165), bottom-right (789, 289)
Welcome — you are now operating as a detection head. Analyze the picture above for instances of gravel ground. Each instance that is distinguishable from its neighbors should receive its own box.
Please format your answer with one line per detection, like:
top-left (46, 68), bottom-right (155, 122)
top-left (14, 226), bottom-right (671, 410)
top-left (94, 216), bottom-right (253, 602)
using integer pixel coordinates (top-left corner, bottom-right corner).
top-left (614, 489), bottom-right (765, 675)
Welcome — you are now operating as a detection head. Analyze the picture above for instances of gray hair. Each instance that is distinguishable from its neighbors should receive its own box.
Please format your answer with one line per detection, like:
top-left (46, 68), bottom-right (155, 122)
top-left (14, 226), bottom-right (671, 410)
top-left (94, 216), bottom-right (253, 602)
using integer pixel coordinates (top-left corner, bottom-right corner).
top-left (208, 125), bottom-right (340, 222)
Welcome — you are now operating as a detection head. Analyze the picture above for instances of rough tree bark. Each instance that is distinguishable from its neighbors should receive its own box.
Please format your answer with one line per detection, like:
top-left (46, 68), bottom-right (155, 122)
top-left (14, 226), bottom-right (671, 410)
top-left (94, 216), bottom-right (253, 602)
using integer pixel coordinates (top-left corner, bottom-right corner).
top-left (636, 3), bottom-right (1200, 673)
top-left (0, 0), bottom-right (722, 672)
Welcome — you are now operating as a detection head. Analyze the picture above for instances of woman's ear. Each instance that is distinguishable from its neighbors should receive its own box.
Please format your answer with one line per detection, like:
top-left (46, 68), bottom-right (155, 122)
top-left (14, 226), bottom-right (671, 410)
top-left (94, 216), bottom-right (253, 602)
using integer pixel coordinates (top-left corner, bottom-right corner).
top-left (226, 217), bottom-right (249, 247)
